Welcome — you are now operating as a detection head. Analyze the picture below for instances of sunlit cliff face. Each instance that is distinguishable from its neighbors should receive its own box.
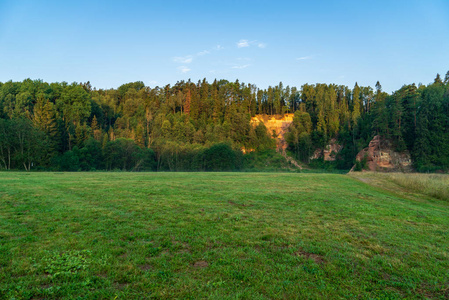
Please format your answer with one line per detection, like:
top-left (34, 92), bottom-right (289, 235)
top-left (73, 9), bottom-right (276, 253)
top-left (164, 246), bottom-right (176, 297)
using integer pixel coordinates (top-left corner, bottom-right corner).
top-left (250, 114), bottom-right (294, 151)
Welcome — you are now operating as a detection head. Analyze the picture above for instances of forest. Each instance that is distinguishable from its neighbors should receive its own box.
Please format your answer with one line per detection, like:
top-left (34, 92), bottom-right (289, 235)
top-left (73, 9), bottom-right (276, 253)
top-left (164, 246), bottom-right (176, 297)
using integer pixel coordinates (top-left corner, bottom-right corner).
top-left (0, 72), bottom-right (448, 172)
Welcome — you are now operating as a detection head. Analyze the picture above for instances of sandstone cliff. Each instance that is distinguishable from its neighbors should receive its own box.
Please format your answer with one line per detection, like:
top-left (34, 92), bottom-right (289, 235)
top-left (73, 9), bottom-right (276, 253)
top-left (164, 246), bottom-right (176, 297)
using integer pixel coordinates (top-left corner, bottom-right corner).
top-left (352, 135), bottom-right (413, 172)
top-left (250, 114), bottom-right (294, 151)
top-left (310, 138), bottom-right (343, 161)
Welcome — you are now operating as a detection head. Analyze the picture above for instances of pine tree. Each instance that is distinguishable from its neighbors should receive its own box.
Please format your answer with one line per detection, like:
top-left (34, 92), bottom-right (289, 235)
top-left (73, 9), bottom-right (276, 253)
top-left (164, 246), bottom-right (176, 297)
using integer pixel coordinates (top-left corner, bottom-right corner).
top-left (184, 88), bottom-right (191, 116)
top-left (401, 85), bottom-right (419, 149)
top-left (33, 97), bottom-right (60, 154)
top-left (413, 101), bottom-right (431, 169)
top-left (326, 87), bottom-right (339, 137)
top-left (375, 81), bottom-right (382, 93)
top-left (316, 105), bottom-right (327, 135)
top-left (91, 115), bottom-right (102, 141)
top-left (351, 83), bottom-right (361, 126)
top-left (75, 123), bottom-right (91, 148)
top-left (371, 81), bottom-right (388, 138)
top-left (91, 115), bottom-right (99, 131)
top-left (444, 71), bottom-right (449, 85)
top-left (387, 92), bottom-right (405, 150)
top-left (135, 123), bottom-right (145, 148)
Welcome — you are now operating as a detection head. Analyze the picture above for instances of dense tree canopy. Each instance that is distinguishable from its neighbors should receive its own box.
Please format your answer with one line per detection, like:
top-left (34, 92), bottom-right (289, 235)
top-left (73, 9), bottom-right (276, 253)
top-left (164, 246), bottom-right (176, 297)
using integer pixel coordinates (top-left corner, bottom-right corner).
top-left (0, 75), bottom-right (448, 171)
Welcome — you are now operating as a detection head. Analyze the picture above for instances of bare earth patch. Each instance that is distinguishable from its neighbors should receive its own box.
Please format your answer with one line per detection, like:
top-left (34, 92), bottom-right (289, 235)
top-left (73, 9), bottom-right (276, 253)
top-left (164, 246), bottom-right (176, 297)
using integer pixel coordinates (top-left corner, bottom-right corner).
top-left (193, 261), bottom-right (209, 268)
top-left (295, 250), bottom-right (325, 264)
top-left (139, 264), bottom-right (152, 271)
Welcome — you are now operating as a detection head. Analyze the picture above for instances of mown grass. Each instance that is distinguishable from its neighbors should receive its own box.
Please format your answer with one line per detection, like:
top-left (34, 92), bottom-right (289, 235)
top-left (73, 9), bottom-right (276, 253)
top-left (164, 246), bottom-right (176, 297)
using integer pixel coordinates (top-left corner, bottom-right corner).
top-left (0, 172), bottom-right (448, 299)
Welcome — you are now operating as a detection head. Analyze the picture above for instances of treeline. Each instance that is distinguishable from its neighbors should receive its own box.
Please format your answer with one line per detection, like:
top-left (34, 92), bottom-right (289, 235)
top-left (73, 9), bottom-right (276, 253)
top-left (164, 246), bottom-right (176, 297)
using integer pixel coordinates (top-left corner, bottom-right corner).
top-left (0, 79), bottom-right (274, 171)
top-left (0, 73), bottom-right (448, 171)
top-left (285, 73), bottom-right (449, 171)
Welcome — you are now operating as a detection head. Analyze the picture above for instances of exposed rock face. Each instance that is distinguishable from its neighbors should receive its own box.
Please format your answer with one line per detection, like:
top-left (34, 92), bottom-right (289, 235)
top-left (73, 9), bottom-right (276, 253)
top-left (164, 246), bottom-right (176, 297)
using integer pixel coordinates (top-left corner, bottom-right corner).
top-left (310, 138), bottom-right (343, 161)
top-left (352, 135), bottom-right (413, 172)
top-left (250, 114), bottom-right (293, 151)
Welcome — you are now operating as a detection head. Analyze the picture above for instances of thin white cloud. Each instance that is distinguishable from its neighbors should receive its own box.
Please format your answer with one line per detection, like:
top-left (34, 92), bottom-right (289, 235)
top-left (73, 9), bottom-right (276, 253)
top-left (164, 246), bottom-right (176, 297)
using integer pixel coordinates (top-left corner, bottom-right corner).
top-left (148, 80), bottom-right (158, 85)
top-left (237, 39), bottom-right (266, 49)
top-left (197, 50), bottom-right (210, 56)
top-left (232, 64), bottom-right (250, 69)
top-left (296, 56), bottom-right (313, 61)
top-left (214, 45), bottom-right (224, 50)
top-left (237, 39), bottom-right (249, 48)
top-left (173, 56), bottom-right (193, 64)
top-left (178, 66), bottom-right (191, 73)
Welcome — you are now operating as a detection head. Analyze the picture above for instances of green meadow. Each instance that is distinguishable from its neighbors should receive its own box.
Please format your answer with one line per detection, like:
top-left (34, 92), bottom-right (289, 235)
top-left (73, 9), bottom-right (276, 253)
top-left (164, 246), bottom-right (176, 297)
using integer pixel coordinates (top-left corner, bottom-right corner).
top-left (0, 172), bottom-right (448, 299)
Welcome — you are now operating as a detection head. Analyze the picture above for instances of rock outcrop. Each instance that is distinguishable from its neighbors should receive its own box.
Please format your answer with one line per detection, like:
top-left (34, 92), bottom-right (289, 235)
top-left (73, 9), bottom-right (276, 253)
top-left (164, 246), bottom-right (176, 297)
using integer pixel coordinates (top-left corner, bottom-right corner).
top-left (310, 138), bottom-right (343, 161)
top-left (352, 135), bottom-right (413, 172)
top-left (250, 114), bottom-right (294, 151)
top-left (250, 114), bottom-right (305, 169)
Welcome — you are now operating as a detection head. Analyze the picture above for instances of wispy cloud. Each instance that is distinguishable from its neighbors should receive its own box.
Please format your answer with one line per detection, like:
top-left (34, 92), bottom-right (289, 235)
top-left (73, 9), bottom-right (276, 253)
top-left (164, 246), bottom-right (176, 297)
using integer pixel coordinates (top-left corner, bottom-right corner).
top-left (197, 50), bottom-right (210, 56)
top-left (148, 80), bottom-right (158, 85)
top-left (296, 55), bottom-right (313, 61)
top-left (237, 39), bottom-right (267, 49)
top-left (173, 56), bottom-right (193, 64)
top-left (232, 64), bottom-right (250, 69)
top-left (237, 39), bottom-right (250, 48)
top-left (173, 44), bottom-right (225, 73)
top-left (178, 66), bottom-right (191, 73)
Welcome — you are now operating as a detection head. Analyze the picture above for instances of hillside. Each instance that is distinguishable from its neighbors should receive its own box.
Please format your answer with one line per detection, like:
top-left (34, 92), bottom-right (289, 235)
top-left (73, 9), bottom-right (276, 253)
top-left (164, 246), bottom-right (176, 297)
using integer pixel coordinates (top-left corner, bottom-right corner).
top-left (0, 77), bottom-right (448, 172)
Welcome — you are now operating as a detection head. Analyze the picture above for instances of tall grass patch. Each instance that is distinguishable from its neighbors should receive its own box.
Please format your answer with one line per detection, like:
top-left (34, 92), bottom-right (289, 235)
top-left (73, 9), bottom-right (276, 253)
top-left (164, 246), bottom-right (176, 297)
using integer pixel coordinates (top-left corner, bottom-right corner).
top-left (380, 172), bottom-right (449, 200)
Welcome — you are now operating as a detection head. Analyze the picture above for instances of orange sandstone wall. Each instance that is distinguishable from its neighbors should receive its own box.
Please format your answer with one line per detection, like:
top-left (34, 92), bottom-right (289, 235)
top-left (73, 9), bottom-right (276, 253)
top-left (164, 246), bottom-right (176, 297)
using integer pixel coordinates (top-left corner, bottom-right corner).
top-left (251, 114), bottom-right (294, 151)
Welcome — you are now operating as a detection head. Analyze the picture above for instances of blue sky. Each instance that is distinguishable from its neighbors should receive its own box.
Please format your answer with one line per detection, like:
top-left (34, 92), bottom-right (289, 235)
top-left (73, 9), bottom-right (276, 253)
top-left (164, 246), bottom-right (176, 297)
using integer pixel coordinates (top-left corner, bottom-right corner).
top-left (0, 0), bottom-right (448, 93)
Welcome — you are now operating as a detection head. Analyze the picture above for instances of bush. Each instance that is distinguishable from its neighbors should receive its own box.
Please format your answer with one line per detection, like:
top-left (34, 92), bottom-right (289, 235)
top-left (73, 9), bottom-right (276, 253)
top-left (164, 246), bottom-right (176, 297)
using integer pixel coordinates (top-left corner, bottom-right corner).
top-left (242, 149), bottom-right (294, 172)
top-left (203, 143), bottom-right (239, 171)
top-left (57, 148), bottom-right (80, 171)
top-left (104, 138), bottom-right (156, 171)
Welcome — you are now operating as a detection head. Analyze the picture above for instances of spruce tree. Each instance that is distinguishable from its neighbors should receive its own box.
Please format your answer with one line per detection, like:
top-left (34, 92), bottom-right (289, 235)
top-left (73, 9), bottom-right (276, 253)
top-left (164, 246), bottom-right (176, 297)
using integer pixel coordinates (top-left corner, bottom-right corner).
top-left (351, 83), bottom-right (361, 126)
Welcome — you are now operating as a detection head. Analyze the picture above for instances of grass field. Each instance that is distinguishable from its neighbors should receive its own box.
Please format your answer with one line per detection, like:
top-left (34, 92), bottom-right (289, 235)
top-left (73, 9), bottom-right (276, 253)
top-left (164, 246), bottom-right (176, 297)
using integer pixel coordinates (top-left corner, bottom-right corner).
top-left (0, 172), bottom-right (448, 299)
